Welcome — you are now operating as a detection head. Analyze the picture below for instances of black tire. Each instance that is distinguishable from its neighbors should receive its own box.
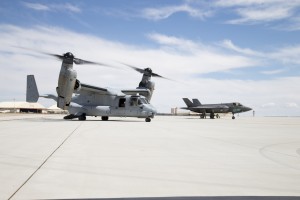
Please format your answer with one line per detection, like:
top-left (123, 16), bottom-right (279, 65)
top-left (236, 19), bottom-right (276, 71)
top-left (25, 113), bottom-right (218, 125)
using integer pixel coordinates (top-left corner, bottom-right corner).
top-left (79, 114), bottom-right (86, 121)
top-left (145, 118), bottom-right (151, 122)
top-left (64, 114), bottom-right (75, 119)
top-left (101, 116), bottom-right (109, 121)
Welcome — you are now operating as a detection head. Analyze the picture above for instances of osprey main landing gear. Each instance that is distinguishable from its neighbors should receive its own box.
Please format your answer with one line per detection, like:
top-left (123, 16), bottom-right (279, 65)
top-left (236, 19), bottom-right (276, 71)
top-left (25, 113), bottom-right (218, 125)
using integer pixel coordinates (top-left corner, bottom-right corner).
top-left (145, 117), bottom-right (151, 122)
top-left (64, 114), bottom-right (76, 119)
top-left (101, 116), bottom-right (109, 121)
top-left (78, 114), bottom-right (86, 121)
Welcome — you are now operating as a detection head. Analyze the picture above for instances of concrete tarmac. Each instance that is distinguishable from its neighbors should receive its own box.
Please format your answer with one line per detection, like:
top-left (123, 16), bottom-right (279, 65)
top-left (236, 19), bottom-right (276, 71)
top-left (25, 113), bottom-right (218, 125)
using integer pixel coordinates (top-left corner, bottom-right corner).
top-left (0, 114), bottom-right (300, 199)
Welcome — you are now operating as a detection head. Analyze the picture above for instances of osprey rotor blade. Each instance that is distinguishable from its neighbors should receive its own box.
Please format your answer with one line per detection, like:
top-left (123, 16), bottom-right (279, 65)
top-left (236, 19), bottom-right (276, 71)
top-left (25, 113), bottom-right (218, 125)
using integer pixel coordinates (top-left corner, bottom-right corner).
top-left (73, 58), bottom-right (118, 68)
top-left (13, 46), bottom-right (119, 68)
top-left (120, 62), bottom-right (171, 80)
top-left (120, 62), bottom-right (146, 74)
top-left (12, 46), bottom-right (64, 60)
top-left (44, 52), bottom-right (64, 60)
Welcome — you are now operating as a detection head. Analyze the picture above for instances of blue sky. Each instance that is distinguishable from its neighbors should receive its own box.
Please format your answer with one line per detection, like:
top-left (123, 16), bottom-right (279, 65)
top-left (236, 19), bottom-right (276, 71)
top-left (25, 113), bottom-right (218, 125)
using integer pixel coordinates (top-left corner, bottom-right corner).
top-left (1, 0), bottom-right (300, 116)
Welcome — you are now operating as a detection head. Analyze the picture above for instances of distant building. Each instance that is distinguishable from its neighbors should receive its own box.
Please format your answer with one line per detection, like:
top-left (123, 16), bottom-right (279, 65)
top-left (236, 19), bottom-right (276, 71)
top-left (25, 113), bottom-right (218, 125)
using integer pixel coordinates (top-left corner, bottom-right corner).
top-left (0, 101), bottom-right (46, 113)
top-left (171, 107), bottom-right (193, 116)
top-left (171, 107), bottom-right (178, 115)
top-left (47, 104), bottom-right (68, 114)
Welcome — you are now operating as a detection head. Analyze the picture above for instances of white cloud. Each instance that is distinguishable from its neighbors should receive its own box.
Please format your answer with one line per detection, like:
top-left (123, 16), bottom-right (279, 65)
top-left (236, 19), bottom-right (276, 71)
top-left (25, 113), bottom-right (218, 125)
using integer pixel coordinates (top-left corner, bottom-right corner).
top-left (228, 6), bottom-right (293, 24)
top-left (285, 102), bottom-right (299, 108)
top-left (261, 69), bottom-right (285, 75)
top-left (214, 0), bottom-right (300, 26)
top-left (214, 0), bottom-right (300, 7)
top-left (23, 2), bottom-right (81, 13)
top-left (261, 102), bottom-right (276, 108)
top-left (0, 25), bottom-right (300, 116)
top-left (220, 39), bottom-right (263, 56)
top-left (62, 3), bottom-right (81, 13)
top-left (139, 1), bottom-right (300, 30)
top-left (220, 39), bottom-right (300, 66)
top-left (270, 45), bottom-right (300, 65)
top-left (145, 33), bottom-right (259, 75)
top-left (23, 2), bottom-right (50, 11)
top-left (142, 4), bottom-right (212, 21)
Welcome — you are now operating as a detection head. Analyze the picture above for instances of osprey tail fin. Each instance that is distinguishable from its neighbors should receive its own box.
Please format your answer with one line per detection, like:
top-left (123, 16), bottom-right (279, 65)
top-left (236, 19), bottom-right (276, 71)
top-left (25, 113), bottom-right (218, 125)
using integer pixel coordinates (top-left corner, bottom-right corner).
top-left (26, 75), bottom-right (39, 102)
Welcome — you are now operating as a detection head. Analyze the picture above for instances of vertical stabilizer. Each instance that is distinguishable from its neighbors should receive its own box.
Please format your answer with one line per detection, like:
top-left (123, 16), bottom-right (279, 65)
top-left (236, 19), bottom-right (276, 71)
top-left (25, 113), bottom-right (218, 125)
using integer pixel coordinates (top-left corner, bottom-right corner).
top-left (26, 75), bottom-right (39, 102)
top-left (182, 98), bottom-right (194, 107)
top-left (192, 99), bottom-right (202, 106)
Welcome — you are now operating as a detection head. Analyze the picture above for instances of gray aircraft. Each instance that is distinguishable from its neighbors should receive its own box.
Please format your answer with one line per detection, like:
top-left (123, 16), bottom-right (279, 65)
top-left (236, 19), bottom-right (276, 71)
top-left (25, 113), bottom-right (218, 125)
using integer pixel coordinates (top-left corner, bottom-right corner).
top-left (26, 51), bottom-right (168, 122)
top-left (182, 98), bottom-right (252, 119)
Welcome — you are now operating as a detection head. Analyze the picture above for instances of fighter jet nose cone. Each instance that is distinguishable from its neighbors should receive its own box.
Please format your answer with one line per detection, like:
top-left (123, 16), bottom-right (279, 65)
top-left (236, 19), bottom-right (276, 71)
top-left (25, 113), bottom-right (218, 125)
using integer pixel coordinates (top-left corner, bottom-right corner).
top-left (245, 107), bottom-right (252, 112)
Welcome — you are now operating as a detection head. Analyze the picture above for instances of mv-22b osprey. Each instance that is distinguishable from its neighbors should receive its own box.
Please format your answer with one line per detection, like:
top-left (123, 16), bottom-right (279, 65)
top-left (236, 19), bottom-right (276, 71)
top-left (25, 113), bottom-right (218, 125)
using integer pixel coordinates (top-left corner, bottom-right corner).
top-left (26, 51), bottom-right (168, 122)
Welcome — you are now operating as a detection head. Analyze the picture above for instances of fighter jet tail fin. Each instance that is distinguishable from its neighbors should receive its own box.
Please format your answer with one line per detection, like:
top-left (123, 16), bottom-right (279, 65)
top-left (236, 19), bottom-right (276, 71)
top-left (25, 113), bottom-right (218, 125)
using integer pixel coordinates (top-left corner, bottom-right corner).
top-left (192, 99), bottom-right (202, 106)
top-left (26, 75), bottom-right (39, 103)
top-left (183, 98), bottom-right (194, 107)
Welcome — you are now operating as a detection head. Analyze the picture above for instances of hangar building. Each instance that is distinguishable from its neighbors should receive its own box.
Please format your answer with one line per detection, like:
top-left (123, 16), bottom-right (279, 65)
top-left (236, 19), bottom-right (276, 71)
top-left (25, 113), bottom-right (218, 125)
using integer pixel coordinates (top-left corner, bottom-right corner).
top-left (0, 101), bottom-right (46, 113)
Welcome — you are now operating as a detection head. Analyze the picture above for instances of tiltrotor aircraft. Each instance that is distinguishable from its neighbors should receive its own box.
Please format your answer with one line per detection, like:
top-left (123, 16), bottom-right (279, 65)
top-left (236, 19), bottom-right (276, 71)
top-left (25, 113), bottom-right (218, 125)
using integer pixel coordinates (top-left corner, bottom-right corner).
top-left (182, 98), bottom-right (252, 119)
top-left (26, 51), bottom-right (168, 122)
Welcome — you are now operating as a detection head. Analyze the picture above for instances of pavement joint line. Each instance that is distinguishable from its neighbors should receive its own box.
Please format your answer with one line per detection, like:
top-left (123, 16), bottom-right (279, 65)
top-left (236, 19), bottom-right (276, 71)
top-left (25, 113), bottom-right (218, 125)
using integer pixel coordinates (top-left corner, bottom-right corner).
top-left (7, 121), bottom-right (84, 200)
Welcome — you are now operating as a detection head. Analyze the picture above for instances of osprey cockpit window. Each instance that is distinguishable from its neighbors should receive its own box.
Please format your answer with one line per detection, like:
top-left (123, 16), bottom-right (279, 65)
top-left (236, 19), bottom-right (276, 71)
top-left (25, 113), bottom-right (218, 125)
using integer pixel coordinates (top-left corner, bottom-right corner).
top-left (130, 97), bottom-right (138, 106)
top-left (139, 98), bottom-right (149, 104)
top-left (119, 98), bottom-right (126, 107)
top-left (138, 99), bottom-right (142, 105)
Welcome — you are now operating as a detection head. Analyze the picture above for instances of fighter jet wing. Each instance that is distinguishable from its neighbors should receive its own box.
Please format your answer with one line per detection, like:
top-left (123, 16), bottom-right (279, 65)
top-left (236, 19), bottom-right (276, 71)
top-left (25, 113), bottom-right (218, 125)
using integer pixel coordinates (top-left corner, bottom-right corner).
top-left (187, 104), bottom-right (230, 114)
top-left (196, 105), bottom-right (229, 109)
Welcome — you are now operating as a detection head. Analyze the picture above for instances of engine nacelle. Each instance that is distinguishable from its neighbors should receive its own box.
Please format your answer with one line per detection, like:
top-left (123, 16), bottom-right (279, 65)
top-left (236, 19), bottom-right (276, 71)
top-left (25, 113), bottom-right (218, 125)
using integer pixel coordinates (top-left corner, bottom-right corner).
top-left (74, 79), bottom-right (81, 92)
top-left (56, 65), bottom-right (77, 110)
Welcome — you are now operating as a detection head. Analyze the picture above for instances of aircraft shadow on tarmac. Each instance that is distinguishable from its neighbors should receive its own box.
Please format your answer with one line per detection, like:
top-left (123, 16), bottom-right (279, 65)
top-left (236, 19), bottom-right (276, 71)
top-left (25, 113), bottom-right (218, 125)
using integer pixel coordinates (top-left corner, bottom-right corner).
top-left (22, 117), bottom-right (145, 123)
top-left (44, 196), bottom-right (300, 200)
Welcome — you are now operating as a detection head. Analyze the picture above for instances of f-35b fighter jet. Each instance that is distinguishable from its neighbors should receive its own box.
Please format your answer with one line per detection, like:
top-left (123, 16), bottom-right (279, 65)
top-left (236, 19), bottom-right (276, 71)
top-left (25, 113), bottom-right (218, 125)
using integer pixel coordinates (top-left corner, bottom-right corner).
top-left (182, 98), bottom-right (252, 119)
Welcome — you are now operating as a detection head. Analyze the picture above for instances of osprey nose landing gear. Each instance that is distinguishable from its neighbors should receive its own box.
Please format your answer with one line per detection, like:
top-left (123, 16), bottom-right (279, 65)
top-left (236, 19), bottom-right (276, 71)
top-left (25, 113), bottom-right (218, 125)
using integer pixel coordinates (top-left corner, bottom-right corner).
top-left (145, 117), bottom-right (151, 122)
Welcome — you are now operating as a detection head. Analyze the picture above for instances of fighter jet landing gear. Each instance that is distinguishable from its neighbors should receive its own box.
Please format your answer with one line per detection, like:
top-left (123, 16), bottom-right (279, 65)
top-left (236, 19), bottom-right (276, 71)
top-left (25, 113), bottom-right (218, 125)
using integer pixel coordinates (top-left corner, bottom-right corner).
top-left (200, 112), bottom-right (206, 119)
top-left (210, 113), bottom-right (215, 119)
top-left (101, 116), bottom-right (109, 121)
top-left (145, 117), bottom-right (151, 122)
top-left (232, 115), bottom-right (235, 120)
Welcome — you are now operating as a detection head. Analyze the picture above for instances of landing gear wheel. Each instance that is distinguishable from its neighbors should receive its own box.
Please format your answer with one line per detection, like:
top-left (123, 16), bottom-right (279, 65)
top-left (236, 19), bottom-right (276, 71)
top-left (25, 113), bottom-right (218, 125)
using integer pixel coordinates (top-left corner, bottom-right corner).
top-left (200, 113), bottom-right (206, 119)
top-left (101, 116), bottom-right (109, 121)
top-left (232, 116), bottom-right (235, 119)
top-left (145, 118), bottom-right (151, 122)
top-left (210, 113), bottom-right (215, 119)
top-left (79, 114), bottom-right (86, 121)
top-left (64, 114), bottom-right (75, 120)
